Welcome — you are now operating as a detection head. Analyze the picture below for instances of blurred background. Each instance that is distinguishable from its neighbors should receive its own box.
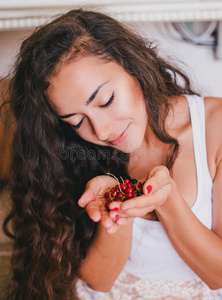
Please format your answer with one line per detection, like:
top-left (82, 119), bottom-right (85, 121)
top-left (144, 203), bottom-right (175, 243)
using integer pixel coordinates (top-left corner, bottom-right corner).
top-left (1, 0), bottom-right (222, 96)
top-left (1, 0), bottom-right (221, 182)
top-left (0, 1), bottom-right (222, 297)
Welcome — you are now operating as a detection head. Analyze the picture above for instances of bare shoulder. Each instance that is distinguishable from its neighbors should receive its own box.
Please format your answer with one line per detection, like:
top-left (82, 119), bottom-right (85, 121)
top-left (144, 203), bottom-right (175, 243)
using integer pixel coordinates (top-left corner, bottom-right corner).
top-left (204, 96), bottom-right (222, 111)
top-left (204, 97), bottom-right (222, 169)
top-left (204, 96), bottom-right (222, 128)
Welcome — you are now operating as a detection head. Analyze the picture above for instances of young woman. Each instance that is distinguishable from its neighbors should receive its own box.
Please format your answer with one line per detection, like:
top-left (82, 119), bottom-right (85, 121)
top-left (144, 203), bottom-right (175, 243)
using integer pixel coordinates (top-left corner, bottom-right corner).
top-left (2, 8), bottom-right (222, 300)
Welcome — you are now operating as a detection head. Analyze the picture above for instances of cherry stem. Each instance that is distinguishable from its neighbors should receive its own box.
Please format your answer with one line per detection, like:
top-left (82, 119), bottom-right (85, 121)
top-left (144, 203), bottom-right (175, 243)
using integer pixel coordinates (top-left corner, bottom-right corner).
top-left (106, 173), bottom-right (124, 193)
top-left (120, 176), bottom-right (124, 183)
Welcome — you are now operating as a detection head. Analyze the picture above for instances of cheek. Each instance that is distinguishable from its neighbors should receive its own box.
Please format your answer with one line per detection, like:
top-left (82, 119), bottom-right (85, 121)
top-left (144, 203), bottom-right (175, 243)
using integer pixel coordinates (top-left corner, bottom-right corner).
top-left (75, 119), bottom-right (104, 145)
top-left (77, 122), bottom-right (95, 142)
top-left (130, 96), bottom-right (147, 122)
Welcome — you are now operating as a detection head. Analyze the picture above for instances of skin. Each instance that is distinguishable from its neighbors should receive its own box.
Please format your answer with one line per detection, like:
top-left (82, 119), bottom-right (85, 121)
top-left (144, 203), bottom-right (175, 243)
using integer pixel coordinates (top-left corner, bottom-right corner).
top-left (48, 56), bottom-right (148, 154)
top-left (48, 55), bottom-right (222, 292)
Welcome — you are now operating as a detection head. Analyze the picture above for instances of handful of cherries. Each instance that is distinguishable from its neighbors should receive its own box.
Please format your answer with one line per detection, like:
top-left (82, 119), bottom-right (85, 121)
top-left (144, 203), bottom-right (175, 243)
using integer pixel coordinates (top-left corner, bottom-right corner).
top-left (104, 175), bottom-right (144, 211)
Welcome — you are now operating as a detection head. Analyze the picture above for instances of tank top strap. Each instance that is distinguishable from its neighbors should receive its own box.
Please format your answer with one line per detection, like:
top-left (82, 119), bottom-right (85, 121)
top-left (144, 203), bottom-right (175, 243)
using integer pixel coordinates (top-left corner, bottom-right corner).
top-left (185, 94), bottom-right (212, 213)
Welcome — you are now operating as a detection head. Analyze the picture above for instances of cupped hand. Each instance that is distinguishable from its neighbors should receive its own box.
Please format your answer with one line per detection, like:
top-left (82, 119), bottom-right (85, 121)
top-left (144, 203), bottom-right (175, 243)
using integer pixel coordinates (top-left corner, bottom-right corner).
top-left (78, 175), bottom-right (123, 233)
top-left (109, 166), bottom-right (173, 219)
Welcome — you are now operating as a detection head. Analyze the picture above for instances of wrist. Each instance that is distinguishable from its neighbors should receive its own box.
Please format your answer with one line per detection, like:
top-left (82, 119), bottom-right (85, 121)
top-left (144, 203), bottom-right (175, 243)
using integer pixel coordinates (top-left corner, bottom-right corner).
top-left (155, 178), bottom-right (178, 217)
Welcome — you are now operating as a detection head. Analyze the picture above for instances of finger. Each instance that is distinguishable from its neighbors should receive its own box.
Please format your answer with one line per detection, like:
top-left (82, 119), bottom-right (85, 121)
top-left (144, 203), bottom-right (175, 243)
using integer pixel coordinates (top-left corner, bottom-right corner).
top-left (109, 211), bottom-right (120, 220)
top-left (85, 201), bottom-right (102, 222)
top-left (108, 201), bottom-right (122, 211)
top-left (118, 206), bottom-right (156, 218)
top-left (78, 187), bottom-right (99, 208)
top-left (101, 214), bottom-right (120, 234)
top-left (120, 188), bottom-right (171, 211)
top-left (108, 202), bottom-right (131, 219)
top-left (120, 194), bottom-right (157, 211)
top-left (106, 223), bottom-right (120, 234)
top-left (78, 176), bottom-right (117, 207)
top-left (109, 210), bottom-right (129, 220)
top-left (100, 213), bottom-right (115, 229)
top-left (143, 165), bottom-right (170, 196)
top-left (115, 217), bottom-right (134, 226)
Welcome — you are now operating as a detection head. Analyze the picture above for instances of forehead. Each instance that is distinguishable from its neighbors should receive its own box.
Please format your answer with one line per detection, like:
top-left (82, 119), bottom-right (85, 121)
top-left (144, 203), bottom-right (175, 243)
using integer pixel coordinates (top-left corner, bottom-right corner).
top-left (48, 56), bottom-right (120, 104)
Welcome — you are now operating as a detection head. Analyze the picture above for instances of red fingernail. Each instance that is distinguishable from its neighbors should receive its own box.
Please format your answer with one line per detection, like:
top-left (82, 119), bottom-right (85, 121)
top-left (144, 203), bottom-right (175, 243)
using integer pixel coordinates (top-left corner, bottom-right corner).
top-left (147, 185), bottom-right (152, 194)
top-left (111, 207), bottom-right (119, 211)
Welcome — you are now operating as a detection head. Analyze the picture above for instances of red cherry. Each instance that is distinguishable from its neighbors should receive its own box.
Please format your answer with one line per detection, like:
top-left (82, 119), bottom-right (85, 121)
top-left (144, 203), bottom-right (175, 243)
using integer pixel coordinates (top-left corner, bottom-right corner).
top-left (115, 186), bottom-right (120, 192)
top-left (131, 179), bottom-right (138, 184)
top-left (117, 192), bottom-right (124, 199)
top-left (132, 184), bottom-right (137, 190)
top-left (104, 176), bottom-right (144, 210)
top-left (126, 193), bottom-right (133, 199)
top-left (126, 187), bottom-right (133, 194)
top-left (120, 183), bottom-right (127, 191)
top-left (138, 182), bottom-right (143, 189)
top-left (124, 179), bottom-right (130, 184)
top-left (111, 191), bottom-right (116, 198)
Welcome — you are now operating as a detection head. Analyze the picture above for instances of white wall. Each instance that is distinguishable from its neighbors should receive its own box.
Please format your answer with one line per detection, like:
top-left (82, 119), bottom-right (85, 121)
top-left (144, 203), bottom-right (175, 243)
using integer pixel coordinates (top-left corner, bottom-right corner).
top-left (134, 22), bottom-right (222, 97)
top-left (0, 22), bottom-right (221, 97)
top-left (0, 30), bottom-right (32, 77)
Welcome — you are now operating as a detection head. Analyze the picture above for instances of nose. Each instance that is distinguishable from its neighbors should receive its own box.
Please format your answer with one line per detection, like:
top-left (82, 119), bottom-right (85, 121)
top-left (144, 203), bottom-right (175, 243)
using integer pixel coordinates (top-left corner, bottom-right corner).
top-left (90, 115), bottom-right (113, 142)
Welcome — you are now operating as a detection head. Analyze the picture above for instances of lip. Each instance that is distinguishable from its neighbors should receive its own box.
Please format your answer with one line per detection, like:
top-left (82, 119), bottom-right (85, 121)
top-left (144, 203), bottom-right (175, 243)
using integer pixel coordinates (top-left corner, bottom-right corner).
top-left (109, 124), bottom-right (130, 145)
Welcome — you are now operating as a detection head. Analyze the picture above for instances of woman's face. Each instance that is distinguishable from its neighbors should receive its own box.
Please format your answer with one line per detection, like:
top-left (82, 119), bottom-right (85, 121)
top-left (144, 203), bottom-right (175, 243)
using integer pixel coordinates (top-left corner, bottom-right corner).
top-left (48, 56), bottom-right (148, 153)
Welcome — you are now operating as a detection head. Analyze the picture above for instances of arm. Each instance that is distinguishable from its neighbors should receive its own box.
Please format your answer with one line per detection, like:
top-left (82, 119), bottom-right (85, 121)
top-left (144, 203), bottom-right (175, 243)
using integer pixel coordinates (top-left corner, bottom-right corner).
top-left (155, 159), bottom-right (222, 289)
top-left (155, 168), bottom-right (222, 290)
top-left (154, 98), bottom-right (222, 289)
top-left (109, 98), bottom-right (222, 289)
top-left (155, 96), bottom-right (222, 287)
top-left (78, 221), bottom-right (133, 292)
top-left (77, 175), bottom-right (133, 292)
top-left (113, 164), bottom-right (222, 290)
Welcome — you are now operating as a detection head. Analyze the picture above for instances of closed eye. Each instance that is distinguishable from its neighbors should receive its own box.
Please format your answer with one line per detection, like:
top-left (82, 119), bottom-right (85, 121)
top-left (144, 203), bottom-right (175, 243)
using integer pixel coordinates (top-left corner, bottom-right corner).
top-left (72, 117), bottom-right (85, 131)
top-left (99, 92), bottom-right (115, 108)
top-left (72, 92), bottom-right (115, 130)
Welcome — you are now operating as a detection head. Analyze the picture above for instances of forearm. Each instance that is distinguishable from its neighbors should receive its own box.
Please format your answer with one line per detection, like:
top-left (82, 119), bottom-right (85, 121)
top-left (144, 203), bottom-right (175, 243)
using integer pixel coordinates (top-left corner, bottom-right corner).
top-left (78, 221), bottom-right (133, 292)
top-left (156, 182), bottom-right (222, 290)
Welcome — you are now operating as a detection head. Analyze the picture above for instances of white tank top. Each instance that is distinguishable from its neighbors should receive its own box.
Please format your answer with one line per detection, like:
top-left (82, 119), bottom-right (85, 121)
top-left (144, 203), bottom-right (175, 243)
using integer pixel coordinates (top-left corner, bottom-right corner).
top-left (124, 95), bottom-right (213, 281)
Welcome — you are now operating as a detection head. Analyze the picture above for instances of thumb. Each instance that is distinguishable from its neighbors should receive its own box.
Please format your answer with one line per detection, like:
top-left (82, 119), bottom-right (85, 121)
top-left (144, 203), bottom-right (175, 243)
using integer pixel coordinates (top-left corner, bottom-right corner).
top-left (78, 175), bottom-right (118, 207)
top-left (143, 165), bottom-right (170, 196)
top-left (78, 180), bottom-right (100, 207)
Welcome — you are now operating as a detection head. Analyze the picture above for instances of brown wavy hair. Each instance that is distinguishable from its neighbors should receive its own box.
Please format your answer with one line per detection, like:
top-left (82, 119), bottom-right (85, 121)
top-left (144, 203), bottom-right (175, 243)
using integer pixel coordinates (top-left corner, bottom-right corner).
top-left (2, 8), bottom-right (198, 300)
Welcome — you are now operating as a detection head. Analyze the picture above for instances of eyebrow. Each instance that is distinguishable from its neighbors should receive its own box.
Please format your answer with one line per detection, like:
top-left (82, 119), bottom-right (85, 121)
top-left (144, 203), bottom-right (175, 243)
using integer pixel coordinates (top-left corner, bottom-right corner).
top-left (58, 81), bottom-right (108, 119)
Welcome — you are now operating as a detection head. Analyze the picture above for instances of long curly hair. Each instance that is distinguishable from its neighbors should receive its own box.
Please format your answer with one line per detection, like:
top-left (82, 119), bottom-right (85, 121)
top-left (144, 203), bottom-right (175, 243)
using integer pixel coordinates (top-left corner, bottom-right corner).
top-left (2, 8), bottom-right (198, 300)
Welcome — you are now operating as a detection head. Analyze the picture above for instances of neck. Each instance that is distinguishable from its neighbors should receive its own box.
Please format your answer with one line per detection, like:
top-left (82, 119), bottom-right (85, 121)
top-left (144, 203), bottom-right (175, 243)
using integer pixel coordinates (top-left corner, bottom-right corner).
top-left (128, 126), bottom-right (168, 180)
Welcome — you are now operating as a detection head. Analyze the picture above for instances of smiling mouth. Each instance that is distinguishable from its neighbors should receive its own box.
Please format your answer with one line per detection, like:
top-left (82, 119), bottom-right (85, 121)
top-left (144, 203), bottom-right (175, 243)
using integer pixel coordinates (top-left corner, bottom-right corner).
top-left (109, 124), bottom-right (130, 145)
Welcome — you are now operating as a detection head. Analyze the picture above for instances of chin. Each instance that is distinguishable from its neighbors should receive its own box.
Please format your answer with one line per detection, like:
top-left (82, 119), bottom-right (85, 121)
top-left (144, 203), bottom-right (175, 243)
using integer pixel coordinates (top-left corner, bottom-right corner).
top-left (117, 140), bottom-right (142, 154)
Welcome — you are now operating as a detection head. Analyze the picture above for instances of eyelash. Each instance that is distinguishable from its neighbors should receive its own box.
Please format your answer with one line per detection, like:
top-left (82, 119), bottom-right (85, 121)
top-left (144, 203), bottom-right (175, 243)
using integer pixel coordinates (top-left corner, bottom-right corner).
top-left (73, 92), bottom-right (115, 130)
top-left (72, 117), bottom-right (85, 130)
top-left (99, 92), bottom-right (115, 108)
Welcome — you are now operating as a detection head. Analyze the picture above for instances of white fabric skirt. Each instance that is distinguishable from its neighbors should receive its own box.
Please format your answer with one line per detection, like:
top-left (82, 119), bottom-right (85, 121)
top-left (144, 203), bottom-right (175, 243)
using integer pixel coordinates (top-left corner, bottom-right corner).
top-left (75, 270), bottom-right (220, 300)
